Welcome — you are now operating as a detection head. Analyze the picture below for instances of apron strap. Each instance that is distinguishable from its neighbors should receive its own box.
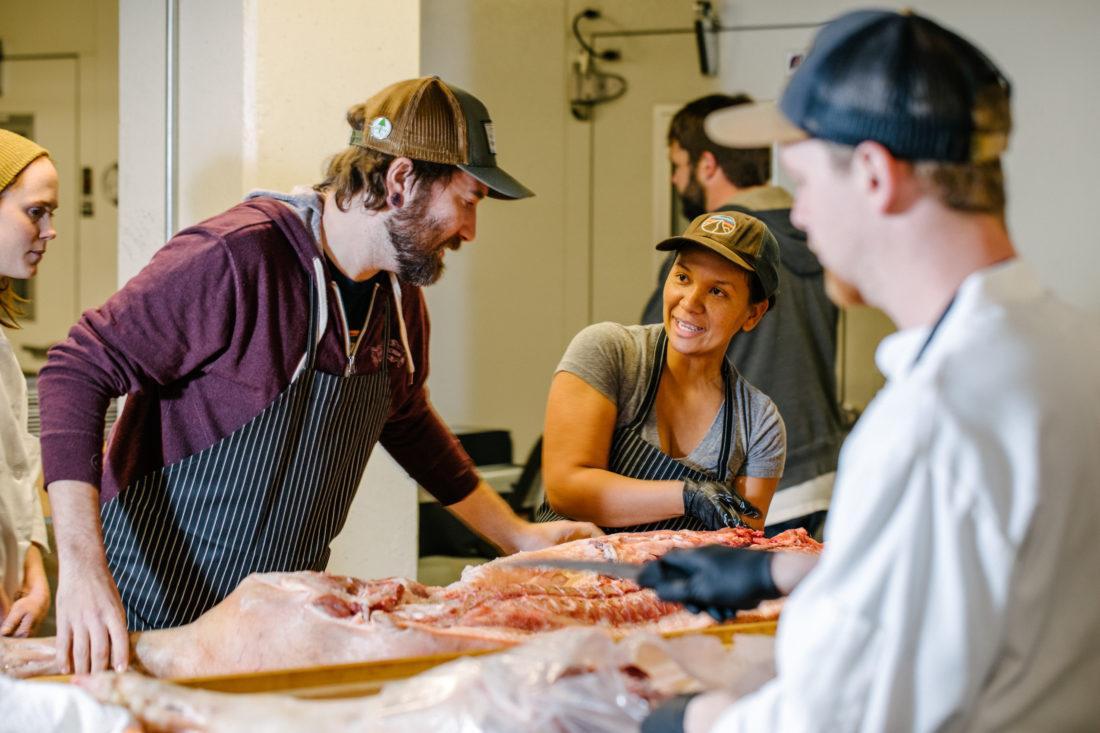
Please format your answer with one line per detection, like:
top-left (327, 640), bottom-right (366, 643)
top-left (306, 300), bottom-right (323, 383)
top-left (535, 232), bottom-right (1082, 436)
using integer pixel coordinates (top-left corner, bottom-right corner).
top-left (715, 361), bottom-right (735, 482)
top-left (628, 329), bottom-right (735, 482)
top-left (627, 330), bottom-right (669, 431)
top-left (292, 258), bottom-right (327, 379)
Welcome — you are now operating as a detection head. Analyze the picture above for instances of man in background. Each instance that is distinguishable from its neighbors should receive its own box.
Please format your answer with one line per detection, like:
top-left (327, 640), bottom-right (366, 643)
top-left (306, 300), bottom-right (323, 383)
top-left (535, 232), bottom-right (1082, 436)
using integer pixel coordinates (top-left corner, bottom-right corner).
top-left (643, 94), bottom-right (843, 537)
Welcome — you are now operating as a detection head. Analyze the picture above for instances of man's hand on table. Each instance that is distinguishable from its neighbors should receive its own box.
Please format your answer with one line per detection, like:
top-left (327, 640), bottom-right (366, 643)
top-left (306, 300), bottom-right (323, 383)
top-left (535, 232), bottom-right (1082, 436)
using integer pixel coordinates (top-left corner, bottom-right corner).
top-left (55, 554), bottom-right (130, 674)
top-left (48, 480), bottom-right (131, 674)
top-left (510, 519), bottom-right (604, 553)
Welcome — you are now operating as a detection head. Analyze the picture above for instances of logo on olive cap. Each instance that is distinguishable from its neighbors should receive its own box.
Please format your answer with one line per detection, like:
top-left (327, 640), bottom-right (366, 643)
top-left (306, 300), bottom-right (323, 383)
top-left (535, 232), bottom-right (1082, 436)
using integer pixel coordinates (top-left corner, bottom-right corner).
top-left (700, 214), bottom-right (737, 236)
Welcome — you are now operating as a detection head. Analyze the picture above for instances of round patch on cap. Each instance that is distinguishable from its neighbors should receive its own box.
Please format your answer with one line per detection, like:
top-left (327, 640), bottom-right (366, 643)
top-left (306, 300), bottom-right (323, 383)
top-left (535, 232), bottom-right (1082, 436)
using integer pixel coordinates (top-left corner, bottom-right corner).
top-left (369, 116), bottom-right (393, 140)
top-left (700, 214), bottom-right (737, 236)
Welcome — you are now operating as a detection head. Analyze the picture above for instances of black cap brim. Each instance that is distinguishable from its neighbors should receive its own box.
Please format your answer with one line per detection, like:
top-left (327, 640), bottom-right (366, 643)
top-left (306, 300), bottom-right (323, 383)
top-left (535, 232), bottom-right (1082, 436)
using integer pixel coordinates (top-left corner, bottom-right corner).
top-left (656, 235), bottom-right (757, 275)
top-left (459, 163), bottom-right (534, 200)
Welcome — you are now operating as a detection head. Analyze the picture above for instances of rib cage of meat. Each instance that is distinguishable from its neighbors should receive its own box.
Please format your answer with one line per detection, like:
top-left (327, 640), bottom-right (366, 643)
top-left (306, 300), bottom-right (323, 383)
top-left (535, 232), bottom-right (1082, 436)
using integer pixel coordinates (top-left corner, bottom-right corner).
top-left (0, 528), bottom-right (820, 679)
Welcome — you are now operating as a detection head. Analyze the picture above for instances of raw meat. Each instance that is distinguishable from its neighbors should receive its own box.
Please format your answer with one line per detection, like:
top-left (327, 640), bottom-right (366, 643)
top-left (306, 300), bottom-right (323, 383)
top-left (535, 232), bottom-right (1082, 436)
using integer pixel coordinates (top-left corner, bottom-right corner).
top-left (0, 528), bottom-right (819, 679)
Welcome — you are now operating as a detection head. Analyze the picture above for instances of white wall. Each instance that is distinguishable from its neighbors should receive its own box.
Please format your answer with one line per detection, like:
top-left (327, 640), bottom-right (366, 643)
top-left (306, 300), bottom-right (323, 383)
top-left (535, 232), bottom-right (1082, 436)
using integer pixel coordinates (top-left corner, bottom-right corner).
top-left (118, 0), bottom-right (422, 580)
top-left (420, 0), bottom-right (576, 460)
top-left (419, 0), bottom-right (1100, 447)
top-left (118, 0), bottom-right (167, 284)
top-left (711, 0), bottom-right (1100, 313)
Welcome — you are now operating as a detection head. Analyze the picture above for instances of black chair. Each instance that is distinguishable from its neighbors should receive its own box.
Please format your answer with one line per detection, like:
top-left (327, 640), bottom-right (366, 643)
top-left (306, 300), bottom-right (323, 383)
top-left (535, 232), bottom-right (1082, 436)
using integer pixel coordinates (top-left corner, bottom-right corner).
top-left (507, 435), bottom-right (544, 517)
top-left (417, 429), bottom-right (530, 560)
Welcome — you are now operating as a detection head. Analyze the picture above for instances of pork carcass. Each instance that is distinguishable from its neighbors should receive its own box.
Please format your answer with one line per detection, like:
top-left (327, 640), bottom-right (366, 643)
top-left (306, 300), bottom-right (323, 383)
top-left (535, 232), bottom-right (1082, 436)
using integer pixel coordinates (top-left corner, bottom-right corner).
top-left (1, 528), bottom-right (819, 679)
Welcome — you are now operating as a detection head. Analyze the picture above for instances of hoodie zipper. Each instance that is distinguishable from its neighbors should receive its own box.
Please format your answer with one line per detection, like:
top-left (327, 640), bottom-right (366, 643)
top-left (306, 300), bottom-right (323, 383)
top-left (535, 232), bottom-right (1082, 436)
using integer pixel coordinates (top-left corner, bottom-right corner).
top-left (330, 282), bottom-right (379, 377)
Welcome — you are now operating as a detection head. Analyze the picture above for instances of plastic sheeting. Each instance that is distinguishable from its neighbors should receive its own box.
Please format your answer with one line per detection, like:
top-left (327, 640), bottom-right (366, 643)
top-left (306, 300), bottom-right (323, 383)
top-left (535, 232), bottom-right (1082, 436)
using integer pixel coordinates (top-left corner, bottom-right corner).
top-left (0, 675), bottom-right (136, 733)
top-left (73, 627), bottom-right (775, 733)
top-left (361, 627), bottom-right (776, 732)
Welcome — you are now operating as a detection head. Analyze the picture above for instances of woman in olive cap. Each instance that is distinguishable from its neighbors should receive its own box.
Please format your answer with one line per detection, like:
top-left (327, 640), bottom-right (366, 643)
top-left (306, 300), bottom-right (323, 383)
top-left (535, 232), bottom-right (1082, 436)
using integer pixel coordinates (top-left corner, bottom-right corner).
top-left (538, 210), bottom-right (786, 533)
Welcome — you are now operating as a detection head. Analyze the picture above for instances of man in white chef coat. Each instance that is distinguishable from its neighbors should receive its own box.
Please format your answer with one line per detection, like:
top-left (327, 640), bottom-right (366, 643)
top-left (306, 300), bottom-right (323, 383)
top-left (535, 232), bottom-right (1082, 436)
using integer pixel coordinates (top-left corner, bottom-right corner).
top-left (639, 8), bottom-right (1100, 732)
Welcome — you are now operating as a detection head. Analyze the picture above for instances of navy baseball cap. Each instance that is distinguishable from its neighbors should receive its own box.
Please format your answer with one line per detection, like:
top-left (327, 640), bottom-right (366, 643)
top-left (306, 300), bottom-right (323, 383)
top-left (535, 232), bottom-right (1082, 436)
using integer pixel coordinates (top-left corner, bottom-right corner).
top-left (705, 9), bottom-right (1012, 162)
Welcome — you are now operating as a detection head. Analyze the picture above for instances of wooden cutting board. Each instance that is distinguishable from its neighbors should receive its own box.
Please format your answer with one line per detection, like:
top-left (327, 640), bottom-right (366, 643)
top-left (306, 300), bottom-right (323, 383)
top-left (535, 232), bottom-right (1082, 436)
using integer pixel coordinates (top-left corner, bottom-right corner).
top-left (31, 620), bottom-right (777, 699)
top-left (155, 620), bottom-right (777, 699)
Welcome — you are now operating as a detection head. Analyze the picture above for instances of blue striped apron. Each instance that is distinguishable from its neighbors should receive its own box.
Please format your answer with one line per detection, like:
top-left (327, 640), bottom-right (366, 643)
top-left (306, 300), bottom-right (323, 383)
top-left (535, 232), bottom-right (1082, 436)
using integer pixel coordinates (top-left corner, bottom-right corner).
top-left (100, 266), bottom-right (393, 630)
top-left (538, 330), bottom-right (736, 533)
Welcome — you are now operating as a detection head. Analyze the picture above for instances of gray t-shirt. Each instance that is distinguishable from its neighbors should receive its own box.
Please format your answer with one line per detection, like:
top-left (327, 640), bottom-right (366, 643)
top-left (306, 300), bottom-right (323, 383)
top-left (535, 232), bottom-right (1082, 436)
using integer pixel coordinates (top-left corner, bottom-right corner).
top-left (558, 322), bottom-right (786, 480)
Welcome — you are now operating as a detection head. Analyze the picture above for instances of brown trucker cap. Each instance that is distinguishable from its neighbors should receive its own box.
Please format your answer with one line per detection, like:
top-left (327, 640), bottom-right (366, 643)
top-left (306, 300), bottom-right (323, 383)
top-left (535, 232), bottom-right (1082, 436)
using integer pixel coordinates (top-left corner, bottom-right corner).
top-left (348, 76), bottom-right (533, 200)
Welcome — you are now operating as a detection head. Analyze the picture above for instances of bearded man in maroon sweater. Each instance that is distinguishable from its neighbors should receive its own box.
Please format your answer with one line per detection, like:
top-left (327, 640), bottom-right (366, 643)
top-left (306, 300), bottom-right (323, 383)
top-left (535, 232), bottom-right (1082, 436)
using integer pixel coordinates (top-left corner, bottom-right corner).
top-left (38, 77), bottom-right (600, 674)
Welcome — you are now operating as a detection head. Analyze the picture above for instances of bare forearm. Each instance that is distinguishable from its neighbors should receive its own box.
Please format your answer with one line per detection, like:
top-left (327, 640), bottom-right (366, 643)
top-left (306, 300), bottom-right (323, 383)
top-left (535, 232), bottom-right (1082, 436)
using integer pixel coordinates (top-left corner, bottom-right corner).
top-left (544, 467), bottom-right (684, 527)
top-left (47, 480), bottom-right (109, 567)
top-left (2, 536), bottom-right (52, 636)
top-left (21, 544), bottom-right (48, 598)
top-left (446, 481), bottom-right (528, 554)
top-left (446, 481), bottom-right (603, 554)
top-left (47, 480), bottom-right (130, 672)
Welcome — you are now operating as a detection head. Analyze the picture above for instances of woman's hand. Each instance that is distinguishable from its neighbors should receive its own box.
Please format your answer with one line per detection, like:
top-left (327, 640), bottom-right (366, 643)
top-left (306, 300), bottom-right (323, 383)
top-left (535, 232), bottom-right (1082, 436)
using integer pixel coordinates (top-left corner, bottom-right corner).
top-left (1, 544), bottom-right (51, 637)
top-left (681, 478), bottom-right (761, 530)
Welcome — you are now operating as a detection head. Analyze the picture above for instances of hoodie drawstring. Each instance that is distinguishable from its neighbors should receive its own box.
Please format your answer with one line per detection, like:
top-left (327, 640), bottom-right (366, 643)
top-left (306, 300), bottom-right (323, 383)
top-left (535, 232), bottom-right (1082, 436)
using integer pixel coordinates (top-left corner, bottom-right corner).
top-left (388, 272), bottom-right (416, 385)
top-left (292, 258), bottom-right (330, 380)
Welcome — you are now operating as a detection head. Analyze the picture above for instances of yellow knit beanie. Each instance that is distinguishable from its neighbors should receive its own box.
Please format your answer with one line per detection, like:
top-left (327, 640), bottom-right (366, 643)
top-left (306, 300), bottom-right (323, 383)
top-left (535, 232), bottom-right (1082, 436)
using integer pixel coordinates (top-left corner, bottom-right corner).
top-left (0, 129), bottom-right (50, 193)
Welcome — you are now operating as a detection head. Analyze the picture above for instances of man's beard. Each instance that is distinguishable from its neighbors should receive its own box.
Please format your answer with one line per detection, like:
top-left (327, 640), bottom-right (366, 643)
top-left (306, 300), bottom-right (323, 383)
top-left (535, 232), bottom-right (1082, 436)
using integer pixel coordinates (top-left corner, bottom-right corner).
top-left (678, 176), bottom-right (707, 221)
top-left (385, 192), bottom-right (460, 287)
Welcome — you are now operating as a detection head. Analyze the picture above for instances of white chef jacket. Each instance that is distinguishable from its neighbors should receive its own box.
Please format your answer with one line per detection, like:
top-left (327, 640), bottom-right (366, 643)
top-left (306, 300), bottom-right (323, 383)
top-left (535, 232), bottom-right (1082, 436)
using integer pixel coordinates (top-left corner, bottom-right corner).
top-left (0, 327), bottom-right (47, 603)
top-left (711, 260), bottom-right (1100, 732)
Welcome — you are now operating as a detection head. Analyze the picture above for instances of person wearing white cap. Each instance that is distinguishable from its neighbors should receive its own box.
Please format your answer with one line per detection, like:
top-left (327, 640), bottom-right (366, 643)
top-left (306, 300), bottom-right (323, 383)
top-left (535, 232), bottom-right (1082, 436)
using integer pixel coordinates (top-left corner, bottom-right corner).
top-left (641, 9), bottom-right (1100, 732)
top-left (0, 129), bottom-right (58, 638)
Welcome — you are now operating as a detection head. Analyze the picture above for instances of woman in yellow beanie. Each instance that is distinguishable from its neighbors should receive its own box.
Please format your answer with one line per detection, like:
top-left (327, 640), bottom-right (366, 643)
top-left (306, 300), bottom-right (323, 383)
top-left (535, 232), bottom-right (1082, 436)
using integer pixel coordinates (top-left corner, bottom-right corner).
top-left (0, 128), bottom-right (57, 637)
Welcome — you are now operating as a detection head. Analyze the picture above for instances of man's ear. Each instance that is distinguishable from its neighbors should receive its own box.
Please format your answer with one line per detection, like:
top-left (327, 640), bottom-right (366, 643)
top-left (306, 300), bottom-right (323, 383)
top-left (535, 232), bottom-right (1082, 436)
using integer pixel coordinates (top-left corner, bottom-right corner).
top-left (385, 157), bottom-right (415, 201)
top-left (695, 150), bottom-right (719, 182)
top-left (851, 141), bottom-right (912, 215)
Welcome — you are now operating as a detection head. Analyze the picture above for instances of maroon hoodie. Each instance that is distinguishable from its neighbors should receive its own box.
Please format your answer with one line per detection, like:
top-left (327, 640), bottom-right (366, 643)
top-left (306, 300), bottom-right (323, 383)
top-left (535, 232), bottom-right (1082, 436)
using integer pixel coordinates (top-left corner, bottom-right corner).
top-left (38, 198), bottom-right (479, 504)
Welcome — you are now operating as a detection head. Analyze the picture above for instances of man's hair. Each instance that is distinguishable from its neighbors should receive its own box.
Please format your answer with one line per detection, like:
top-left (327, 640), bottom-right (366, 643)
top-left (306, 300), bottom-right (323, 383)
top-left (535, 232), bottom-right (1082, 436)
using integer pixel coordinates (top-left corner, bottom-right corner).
top-left (316, 101), bottom-right (456, 211)
top-left (825, 143), bottom-right (1007, 216)
top-left (668, 94), bottom-right (770, 188)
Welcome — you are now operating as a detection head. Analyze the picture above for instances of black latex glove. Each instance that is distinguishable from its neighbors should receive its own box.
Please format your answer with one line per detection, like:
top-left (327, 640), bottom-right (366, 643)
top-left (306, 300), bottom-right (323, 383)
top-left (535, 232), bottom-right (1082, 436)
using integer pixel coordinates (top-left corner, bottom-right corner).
top-left (681, 478), bottom-right (761, 530)
top-left (636, 545), bottom-right (780, 621)
top-left (641, 693), bottom-right (697, 733)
